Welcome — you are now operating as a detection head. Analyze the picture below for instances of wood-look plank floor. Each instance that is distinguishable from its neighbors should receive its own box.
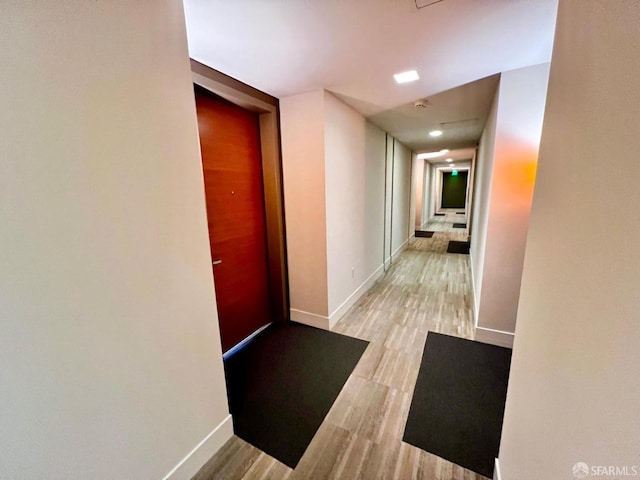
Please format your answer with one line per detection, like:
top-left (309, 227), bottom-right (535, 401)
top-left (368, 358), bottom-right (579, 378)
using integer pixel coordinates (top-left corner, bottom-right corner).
top-left (193, 213), bottom-right (488, 480)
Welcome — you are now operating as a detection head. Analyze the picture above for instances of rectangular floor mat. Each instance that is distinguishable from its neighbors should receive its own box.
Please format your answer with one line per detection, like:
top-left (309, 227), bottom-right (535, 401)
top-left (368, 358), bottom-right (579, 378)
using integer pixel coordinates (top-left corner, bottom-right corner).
top-left (447, 240), bottom-right (470, 254)
top-left (224, 322), bottom-right (368, 468)
top-left (403, 332), bottom-right (512, 478)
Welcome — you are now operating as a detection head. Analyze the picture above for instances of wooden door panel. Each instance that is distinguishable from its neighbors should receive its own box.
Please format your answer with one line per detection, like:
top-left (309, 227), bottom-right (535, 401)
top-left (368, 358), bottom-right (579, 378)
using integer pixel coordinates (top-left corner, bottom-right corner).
top-left (195, 87), bottom-right (272, 352)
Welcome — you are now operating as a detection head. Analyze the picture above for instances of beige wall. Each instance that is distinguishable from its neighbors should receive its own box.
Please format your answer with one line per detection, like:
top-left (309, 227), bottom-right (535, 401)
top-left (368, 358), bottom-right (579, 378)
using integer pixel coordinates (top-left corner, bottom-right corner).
top-left (0, 2), bottom-right (231, 479)
top-left (471, 63), bottom-right (550, 347)
top-left (280, 90), bottom-right (329, 320)
top-left (498, 1), bottom-right (640, 478)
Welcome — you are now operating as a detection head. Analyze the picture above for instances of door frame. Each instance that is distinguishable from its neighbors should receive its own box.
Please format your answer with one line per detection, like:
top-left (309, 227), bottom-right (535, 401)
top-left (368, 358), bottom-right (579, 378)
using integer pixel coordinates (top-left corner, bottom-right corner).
top-left (191, 59), bottom-right (289, 324)
top-left (434, 165), bottom-right (470, 212)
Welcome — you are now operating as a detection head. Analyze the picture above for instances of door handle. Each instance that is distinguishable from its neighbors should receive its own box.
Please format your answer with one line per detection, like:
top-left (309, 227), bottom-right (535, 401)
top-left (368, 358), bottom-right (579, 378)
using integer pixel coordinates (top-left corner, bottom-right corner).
top-left (212, 259), bottom-right (222, 266)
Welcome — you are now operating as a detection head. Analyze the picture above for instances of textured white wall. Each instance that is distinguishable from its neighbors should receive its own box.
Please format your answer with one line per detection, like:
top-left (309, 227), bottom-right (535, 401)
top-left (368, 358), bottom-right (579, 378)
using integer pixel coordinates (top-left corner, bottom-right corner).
top-left (499, 2), bottom-right (640, 478)
top-left (0, 2), bottom-right (231, 478)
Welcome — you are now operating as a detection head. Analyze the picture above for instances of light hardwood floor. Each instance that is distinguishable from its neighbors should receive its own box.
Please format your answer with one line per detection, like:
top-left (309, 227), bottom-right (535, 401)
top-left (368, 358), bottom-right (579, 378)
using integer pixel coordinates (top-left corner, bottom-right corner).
top-left (193, 213), bottom-right (488, 480)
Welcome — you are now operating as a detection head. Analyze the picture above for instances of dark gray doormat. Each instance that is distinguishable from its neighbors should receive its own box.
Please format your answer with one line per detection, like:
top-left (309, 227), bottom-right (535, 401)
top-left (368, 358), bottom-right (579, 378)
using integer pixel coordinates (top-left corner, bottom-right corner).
top-left (403, 332), bottom-right (512, 478)
top-left (224, 322), bottom-right (368, 468)
top-left (447, 241), bottom-right (470, 254)
top-left (453, 223), bottom-right (467, 228)
top-left (415, 230), bottom-right (435, 238)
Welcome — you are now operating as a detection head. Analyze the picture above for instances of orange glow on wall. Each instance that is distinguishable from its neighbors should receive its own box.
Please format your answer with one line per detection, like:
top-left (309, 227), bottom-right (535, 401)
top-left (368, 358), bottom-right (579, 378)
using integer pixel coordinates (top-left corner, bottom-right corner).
top-left (492, 136), bottom-right (541, 210)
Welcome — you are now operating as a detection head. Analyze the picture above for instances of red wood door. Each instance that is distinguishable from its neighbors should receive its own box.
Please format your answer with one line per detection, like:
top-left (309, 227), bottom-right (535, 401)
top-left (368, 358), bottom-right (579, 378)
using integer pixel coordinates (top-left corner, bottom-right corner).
top-left (195, 87), bottom-right (272, 353)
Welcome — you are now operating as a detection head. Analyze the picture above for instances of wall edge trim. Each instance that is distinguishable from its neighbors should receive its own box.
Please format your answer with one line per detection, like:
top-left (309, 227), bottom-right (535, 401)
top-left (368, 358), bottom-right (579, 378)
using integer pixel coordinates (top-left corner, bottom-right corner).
top-left (469, 251), bottom-right (480, 329)
top-left (494, 457), bottom-right (502, 480)
top-left (475, 326), bottom-right (514, 348)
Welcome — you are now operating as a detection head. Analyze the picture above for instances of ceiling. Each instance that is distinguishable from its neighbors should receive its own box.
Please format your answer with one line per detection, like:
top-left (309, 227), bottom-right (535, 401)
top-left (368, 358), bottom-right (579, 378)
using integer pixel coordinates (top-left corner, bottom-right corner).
top-left (183, 0), bottom-right (558, 151)
top-left (425, 148), bottom-right (476, 165)
top-left (365, 74), bottom-right (499, 152)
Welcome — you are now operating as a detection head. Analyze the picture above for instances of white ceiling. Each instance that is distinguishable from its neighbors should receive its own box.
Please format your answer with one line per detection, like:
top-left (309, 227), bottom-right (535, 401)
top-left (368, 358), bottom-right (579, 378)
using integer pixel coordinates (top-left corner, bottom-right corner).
top-left (184, 0), bottom-right (558, 150)
top-left (366, 74), bottom-right (499, 152)
top-left (425, 147), bottom-right (476, 165)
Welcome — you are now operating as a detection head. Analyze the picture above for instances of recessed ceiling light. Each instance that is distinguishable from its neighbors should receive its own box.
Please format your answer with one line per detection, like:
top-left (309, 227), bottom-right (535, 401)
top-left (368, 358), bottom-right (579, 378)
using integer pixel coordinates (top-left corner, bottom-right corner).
top-left (450, 164), bottom-right (456, 167)
top-left (429, 130), bottom-right (443, 137)
top-left (445, 158), bottom-right (453, 162)
top-left (393, 70), bottom-right (419, 84)
top-left (417, 149), bottom-right (450, 160)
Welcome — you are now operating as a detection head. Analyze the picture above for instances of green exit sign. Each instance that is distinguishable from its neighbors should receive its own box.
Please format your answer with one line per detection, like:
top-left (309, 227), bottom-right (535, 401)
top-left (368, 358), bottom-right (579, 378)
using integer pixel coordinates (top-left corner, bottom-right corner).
top-left (452, 170), bottom-right (458, 176)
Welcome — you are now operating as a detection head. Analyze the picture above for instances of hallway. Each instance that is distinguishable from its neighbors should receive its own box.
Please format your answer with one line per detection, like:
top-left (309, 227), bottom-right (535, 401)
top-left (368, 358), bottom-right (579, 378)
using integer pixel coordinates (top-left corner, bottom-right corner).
top-left (194, 214), bottom-right (487, 480)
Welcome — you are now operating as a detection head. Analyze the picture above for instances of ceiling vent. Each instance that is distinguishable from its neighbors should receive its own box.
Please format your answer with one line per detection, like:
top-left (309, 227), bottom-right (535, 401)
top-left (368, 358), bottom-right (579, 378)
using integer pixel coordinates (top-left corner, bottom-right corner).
top-left (414, 99), bottom-right (430, 108)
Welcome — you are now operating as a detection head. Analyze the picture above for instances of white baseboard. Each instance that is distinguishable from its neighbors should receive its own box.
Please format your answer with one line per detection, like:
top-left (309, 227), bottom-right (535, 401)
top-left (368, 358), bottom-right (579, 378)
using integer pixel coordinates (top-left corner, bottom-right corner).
top-left (328, 264), bottom-right (384, 328)
top-left (383, 238), bottom-right (409, 270)
top-left (390, 238), bottom-right (409, 262)
top-left (494, 458), bottom-right (502, 480)
top-left (468, 252), bottom-right (514, 349)
top-left (162, 414), bottom-right (233, 480)
top-left (475, 326), bottom-right (514, 349)
top-left (291, 265), bottom-right (384, 331)
top-left (290, 308), bottom-right (330, 330)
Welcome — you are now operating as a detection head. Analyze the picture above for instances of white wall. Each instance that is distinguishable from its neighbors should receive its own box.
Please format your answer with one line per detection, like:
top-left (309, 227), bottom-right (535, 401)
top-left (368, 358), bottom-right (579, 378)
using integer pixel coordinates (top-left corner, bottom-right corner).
top-left (499, 2), bottom-right (640, 478)
top-left (324, 92), bottom-right (386, 318)
top-left (391, 139), bottom-right (413, 257)
top-left (280, 90), bottom-right (329, 321)
top-left (470, 63), bottom-right (550, 348)
top-left (384, 134), bottom-right (395, 267)
top-left (470, 87), bottom-right (499, 325)
top-left (429, 160), bottom-right (439, 217)
top-left (412, 154), bottom-right (424, 229)
top-left (466, 150), bottom-right (477, 221)
top-left (281, 92), bottom-right (410, 328)
top-left (364, 122), bottom-right (388, 285)
top-left (421, 161), bottom-right (432, 227)
top-left (0, 2), bottom-right (231, 479)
